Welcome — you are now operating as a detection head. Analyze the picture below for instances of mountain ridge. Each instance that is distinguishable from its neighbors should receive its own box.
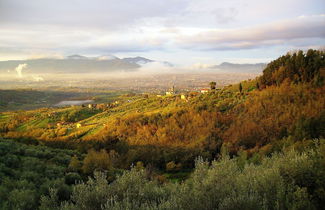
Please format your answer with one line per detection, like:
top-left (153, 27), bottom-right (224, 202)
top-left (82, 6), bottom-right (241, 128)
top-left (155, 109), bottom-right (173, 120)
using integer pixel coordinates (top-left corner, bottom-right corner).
top-left (0, 55), bottom-right (176, 75)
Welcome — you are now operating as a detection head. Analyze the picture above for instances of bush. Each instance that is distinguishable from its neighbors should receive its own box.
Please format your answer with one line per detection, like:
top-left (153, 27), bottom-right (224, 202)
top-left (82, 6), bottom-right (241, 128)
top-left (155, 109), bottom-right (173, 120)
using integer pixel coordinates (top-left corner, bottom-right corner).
top-left (41, 141), bottom-right (325, 210)
top-left (65, 173), bottom-right (82, 185)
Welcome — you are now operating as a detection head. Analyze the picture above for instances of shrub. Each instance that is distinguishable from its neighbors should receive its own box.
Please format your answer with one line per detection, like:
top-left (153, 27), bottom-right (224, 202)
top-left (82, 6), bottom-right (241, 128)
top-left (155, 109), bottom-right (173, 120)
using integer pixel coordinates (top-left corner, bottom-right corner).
top-left (41, 141), bottom-right (324, 210)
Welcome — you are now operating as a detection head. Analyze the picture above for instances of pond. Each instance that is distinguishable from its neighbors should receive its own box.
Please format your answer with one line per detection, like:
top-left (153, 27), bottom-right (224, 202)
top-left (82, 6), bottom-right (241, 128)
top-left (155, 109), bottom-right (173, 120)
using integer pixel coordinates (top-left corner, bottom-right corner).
top-left (54, 100), bottom-right (94, 107)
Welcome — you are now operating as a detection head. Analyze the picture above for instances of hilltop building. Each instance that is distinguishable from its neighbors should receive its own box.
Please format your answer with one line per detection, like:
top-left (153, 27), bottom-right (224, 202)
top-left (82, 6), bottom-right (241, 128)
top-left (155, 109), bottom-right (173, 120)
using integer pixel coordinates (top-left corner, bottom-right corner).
top-left (166, 85), bottom-right (175, 96)
top-left (88, 104), bottom-right (97, 109)
top-left (200, 89), bottom-right (209, 94)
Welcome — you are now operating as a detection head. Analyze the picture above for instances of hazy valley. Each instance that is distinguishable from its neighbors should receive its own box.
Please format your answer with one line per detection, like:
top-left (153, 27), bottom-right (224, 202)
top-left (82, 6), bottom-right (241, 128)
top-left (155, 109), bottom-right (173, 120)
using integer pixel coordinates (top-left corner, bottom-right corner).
top-left (1, 0), bottom-right (324, 209)
top-left (0, 50), bottom-right (324, 210)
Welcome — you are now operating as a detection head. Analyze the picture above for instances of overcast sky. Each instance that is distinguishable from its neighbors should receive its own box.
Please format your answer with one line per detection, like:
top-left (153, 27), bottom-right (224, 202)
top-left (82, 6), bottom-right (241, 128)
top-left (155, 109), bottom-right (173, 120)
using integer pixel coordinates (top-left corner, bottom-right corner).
top-left (0, 0), bottom-right (324, 66)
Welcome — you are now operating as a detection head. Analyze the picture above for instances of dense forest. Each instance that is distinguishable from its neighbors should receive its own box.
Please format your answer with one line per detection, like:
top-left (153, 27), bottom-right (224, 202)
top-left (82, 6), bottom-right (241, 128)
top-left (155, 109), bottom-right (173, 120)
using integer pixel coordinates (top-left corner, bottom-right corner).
top-left (0, 49), bottom-right (324, 209)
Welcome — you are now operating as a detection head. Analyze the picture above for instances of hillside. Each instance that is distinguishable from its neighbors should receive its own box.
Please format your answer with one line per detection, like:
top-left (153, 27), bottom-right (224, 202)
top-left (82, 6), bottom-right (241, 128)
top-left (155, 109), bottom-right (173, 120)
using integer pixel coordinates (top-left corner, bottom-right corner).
top-left (1, 50), bottom-right (324, 152)
top-left (0, 50), bottom-right (324, 209)
top-left (2, 52), bottom-right (324, 150)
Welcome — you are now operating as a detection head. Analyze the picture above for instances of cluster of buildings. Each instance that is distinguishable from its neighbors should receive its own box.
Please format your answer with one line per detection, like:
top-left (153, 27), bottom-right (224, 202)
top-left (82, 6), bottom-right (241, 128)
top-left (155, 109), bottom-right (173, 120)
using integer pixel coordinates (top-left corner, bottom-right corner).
top-left (163, 85), bottom-right (221, 100)
top-left (84, 101), bottom-right (119, 109)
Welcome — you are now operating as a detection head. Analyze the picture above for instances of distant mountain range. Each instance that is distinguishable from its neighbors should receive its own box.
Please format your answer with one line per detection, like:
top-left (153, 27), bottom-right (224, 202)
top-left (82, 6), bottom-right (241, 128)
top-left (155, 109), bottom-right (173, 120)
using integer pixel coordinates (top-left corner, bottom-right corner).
top-left (0, 55), bottom-right (266, 75)
top-left (0, 55), bottom-right (173, 74)
top-left (211, 62), bottom-right (266, 73)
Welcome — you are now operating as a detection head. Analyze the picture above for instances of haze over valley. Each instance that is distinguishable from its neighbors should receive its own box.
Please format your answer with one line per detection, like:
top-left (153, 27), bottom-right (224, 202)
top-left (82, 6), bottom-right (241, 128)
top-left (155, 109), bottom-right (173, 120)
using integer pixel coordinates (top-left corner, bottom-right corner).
top-left (0, 0), bottom-right (324, 209)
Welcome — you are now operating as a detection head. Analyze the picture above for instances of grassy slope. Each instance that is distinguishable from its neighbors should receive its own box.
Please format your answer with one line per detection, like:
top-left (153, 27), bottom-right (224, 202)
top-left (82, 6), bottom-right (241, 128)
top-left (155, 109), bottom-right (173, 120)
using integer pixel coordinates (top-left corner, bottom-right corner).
top-left (0, 80), bottom-right (284, 141)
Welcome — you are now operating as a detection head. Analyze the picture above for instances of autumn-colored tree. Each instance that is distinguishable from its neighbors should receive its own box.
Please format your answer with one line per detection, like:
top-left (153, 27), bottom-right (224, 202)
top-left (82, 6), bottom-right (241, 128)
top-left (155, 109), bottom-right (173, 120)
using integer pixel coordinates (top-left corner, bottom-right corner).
top-left (68, 155), bottom-right (82, 172)
top-left (82, 149), bottom-right (112, 174)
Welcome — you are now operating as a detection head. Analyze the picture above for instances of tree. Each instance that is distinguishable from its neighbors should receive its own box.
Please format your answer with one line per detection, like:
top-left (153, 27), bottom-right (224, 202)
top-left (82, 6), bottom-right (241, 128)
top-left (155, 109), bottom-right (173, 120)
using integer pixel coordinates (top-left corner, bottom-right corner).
top-left (256, 82), bottom-right (260, 90)
top-left (8, 189), bottom-right (37, 210)
top-left (166, 161), bottom-right (176, 171)
top-left (68, 155), bottom-right (81, 172)
top-left (82, 149), bottom-right (112, 174)
top-left (209, 81), bottom-right (216, 90)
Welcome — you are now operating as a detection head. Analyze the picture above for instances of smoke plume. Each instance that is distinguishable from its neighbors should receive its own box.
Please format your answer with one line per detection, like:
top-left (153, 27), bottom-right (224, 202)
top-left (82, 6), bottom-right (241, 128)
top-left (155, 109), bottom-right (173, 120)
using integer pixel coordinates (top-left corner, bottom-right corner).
top-left (15, 63), bottom-right (28, 78)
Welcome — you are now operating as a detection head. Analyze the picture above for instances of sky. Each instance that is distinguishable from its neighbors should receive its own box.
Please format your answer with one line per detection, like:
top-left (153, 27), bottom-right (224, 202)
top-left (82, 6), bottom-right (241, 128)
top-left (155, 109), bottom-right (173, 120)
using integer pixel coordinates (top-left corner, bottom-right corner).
top-left (0, 0), bottom-right (324, 66)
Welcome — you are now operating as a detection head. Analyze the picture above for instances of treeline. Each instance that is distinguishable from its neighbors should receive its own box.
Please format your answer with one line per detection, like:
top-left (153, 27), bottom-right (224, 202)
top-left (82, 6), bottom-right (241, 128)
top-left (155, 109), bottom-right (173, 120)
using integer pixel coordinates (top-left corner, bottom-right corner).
top-left (259, 49), bottom-right (324, 87)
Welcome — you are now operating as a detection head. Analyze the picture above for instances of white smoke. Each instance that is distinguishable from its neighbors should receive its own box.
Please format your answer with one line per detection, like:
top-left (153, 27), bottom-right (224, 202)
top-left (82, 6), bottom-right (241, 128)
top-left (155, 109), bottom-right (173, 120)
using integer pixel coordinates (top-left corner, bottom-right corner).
top-left (32, 75), bottom-right (44, 82)
top-left (15, 63), bottom-right (28, 78)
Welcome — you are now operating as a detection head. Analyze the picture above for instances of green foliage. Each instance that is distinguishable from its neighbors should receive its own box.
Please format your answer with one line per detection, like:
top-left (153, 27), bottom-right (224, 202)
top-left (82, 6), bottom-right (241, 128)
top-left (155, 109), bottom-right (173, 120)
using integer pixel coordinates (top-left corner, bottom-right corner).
top-left (260, 49), bottom-right (325, 87)
top-left (65, 173), bottom-right (82, 185)
top-left (0, 89), bottom-right (91, 112)
top-left (68, 155), bottom-right (82, 172)
top-left (0, 139), bottom-right (77, 210)
top-left (41, 142), bottom-right (325, 210)
top-left (209, 81), bottom-right (216, 90)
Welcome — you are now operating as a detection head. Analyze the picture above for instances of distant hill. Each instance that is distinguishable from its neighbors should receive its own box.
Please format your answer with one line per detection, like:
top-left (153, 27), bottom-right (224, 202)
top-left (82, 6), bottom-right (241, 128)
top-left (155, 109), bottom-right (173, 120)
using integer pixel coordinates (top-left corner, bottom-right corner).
top-left (0, 55), bottom-right (172, 75)
top-left (122, 56), bottom-right (173, 67)
top-left (211, 62), bottom-right (266, 73)
top-left (122, 56), bottom-right (154, 65)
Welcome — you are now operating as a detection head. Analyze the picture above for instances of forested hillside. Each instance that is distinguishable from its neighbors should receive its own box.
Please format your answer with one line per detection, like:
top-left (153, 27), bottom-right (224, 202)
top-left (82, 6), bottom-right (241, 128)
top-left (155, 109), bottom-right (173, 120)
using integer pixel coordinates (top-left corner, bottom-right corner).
top-left (260, 49), bottom-right (324, 87)
top-left (0, 50), bottom-right (324, 209)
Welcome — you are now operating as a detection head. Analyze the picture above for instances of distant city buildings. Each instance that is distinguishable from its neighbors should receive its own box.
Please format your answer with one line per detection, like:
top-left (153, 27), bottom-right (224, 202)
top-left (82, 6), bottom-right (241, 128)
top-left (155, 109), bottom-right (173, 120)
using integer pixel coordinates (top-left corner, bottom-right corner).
top-left (200, 89), bottom-right (209, 94)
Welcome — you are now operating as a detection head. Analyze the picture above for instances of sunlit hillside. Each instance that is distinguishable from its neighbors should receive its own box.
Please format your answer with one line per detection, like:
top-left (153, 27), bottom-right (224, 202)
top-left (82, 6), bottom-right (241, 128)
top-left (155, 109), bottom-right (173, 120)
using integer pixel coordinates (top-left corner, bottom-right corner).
top-left (0, 50), bottom-right (324, 209)
top-left (1, 0), bottom-right (325, 208)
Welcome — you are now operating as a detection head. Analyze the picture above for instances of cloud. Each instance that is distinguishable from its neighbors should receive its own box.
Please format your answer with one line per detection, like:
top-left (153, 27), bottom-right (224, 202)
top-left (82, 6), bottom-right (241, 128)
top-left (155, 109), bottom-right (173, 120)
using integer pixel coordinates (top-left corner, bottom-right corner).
top-left (0, 0), bottom-right (324, 64)
top-left (15, 63), bottom-right (27, 78)
top-left (214, 7), bottom-right (238, 24)
top-left (32, 75), bottom-right (44, 82)
top-left (0, 0), bottom-right (189, 30)
top-left (175, 15), bottom-right (325, 50)
top-left (1, 14), bottom-right (323, 58)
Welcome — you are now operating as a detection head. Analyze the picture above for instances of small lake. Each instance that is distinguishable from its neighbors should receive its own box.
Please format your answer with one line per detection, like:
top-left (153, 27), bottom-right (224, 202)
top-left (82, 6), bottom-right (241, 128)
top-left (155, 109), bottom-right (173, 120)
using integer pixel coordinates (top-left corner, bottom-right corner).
top-left (54, 100), bottom-right (94, 107)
